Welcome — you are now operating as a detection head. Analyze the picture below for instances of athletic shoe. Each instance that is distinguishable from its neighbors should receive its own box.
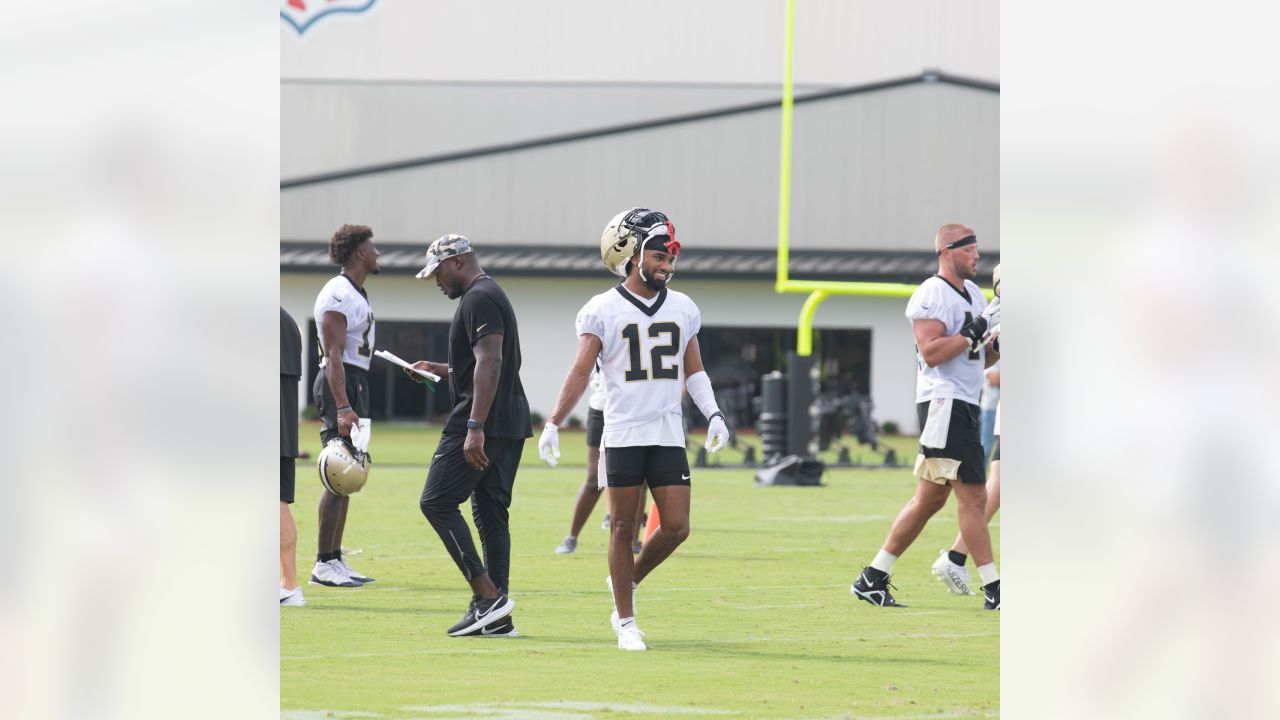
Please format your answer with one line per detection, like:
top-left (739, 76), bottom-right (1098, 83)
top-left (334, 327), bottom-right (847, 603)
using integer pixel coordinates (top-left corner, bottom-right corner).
top-left (340, 546), bottom-right (363, 556)
top-left (338, 559), bottom-right (375, 584)
top-left (309, 559), bottom-right (361, 588)
top-left (554, 536), bottom-right (578, 555)
top-left (931, 550), bottom-right (972, 595)
top-left (982, 580), bottom-right (1001, 611)
top-left (279, 586), bottom-right (306, 607)
top-left (601, 514), bottom-right (611, 530)
top-left (446, 594), bottom-right (515, 637)
top-left (460, 615), bottom-right (520, 638)
top-left (850, 567), bottom-right (906, 608)
top-left (616, 619), bottom-right (647, 651)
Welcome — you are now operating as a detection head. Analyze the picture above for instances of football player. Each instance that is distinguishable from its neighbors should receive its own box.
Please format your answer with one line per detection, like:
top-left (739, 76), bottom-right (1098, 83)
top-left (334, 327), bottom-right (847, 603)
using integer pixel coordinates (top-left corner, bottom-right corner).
top-left (851, 224), bottom-right (1003, 611)
top-left (309, 224), bottom-right (379, 588)
top-left (539, 208), bottom-right (729, 650)
top-left (932, 264), bottom-right (1002, 597)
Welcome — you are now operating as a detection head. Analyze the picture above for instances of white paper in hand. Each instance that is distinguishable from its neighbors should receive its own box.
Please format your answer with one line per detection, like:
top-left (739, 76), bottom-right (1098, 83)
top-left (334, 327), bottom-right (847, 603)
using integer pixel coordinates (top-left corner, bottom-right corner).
top-left (351, 419), bottom-right (372, 453)
top-left (374, 349), bottom-right (441, 382)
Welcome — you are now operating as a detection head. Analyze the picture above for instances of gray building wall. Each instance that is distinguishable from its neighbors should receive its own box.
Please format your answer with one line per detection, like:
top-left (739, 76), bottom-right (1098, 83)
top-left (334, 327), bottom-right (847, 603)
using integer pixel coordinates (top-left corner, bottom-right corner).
top-left (282, 82), bottom-right (998, 252)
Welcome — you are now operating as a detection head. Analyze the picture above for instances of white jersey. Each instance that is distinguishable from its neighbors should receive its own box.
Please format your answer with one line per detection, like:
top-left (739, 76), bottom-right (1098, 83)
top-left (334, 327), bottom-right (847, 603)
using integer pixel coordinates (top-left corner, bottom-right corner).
top-left (576, 285), bottom-right (701, 447)
top-left (313, 274), bottom-right (376, 371)
top-left (905, 275), bottom-right (988, 405)
top-left (587, 369), bottom-right (607, 411)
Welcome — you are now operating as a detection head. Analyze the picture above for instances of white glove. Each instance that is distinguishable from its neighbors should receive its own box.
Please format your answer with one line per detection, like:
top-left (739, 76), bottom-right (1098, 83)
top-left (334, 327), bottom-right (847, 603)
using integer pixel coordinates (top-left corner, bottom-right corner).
top-left (538, 422), bottom-right (560, 467)
top-left (705, 414), bottom-right (729, 453)
top-left (351, 418), bottom-right (372, 453)
top-left (981, 297), bottom-right (1001, 328)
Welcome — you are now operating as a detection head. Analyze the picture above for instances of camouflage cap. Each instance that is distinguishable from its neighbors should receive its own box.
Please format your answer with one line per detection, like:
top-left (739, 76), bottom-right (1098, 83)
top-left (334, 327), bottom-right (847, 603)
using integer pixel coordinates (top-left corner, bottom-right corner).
top-left (415, 234), bottom-right (473, 279)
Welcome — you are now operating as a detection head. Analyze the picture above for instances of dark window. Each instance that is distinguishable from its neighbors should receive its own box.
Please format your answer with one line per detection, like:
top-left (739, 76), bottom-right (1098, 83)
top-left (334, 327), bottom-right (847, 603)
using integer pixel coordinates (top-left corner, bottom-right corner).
top-left (691, 326), bottom-right (872, 429)
top-left (307, 320), bottom-right (453, 421)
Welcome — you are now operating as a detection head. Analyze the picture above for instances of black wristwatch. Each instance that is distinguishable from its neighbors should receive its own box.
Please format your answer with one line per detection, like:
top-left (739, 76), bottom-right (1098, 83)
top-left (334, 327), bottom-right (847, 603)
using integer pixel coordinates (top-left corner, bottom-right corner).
top-left (466, 419), bottom-right (481, 430)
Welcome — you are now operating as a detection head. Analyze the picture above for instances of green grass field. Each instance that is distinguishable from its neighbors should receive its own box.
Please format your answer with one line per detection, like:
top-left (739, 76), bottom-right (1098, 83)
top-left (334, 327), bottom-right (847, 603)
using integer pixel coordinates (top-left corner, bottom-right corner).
top-left (283, 423), bottom-right (999, 719)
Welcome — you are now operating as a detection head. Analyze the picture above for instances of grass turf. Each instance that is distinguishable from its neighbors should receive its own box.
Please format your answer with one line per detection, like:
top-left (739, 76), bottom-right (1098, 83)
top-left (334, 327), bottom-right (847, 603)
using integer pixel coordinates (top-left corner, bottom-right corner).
top-left (283, 423), bottom-right (999, 719)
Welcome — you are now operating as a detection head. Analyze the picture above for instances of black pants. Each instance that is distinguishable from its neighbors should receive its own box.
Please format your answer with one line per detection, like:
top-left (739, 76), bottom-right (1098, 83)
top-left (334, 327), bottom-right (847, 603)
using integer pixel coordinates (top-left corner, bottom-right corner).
top-left (419, 432), bottom-right (525, 596)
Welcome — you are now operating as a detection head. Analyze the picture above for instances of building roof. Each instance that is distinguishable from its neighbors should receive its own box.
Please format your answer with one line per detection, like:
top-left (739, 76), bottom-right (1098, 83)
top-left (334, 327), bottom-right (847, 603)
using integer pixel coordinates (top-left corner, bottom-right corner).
top-left (281, 242), bottom-right (998, 285)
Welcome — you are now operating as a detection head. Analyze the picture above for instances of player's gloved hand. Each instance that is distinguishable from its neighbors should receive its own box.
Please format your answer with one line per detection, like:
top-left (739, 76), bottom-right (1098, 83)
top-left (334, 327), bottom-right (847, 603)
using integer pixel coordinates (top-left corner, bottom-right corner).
top-left (538, 422), bottom-right (560, 467)
top-left (705, 414), bottom-right (729, 453)
top-left (959, 298), bottom-right (1000, 351)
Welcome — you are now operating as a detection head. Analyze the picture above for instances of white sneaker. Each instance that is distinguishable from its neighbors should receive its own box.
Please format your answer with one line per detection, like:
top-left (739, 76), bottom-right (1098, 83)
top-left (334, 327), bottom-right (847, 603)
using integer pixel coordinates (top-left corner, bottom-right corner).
top-left (338, 559), bottom-right (375, 584)
top-left (280, 586), bottom-right (306, 606)
top-left (554, 536), bottom-right (577, 555)
top-left (616, 619), bottom-right (647, 651)
top-left (931, 551), bottom-right (972, 595)
top-left (310, 559), bottom-right (361, 587)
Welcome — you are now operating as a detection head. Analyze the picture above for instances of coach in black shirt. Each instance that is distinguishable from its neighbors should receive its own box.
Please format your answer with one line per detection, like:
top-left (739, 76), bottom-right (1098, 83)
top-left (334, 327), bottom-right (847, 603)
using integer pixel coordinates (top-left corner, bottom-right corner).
top-left (408, 234), bottom-right (531, 638)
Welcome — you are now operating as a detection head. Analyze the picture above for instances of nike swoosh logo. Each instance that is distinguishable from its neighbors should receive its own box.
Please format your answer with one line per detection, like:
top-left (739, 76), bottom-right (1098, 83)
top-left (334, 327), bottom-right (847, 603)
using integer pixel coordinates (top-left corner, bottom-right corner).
top-left (475, 599), bottom-right (503, 621)
top-left (481, 624), bottom-right (505, 635)
top-left (681, 474), bottom-right (690, 480)
top-left (476, 323), bottom-right (488, 332)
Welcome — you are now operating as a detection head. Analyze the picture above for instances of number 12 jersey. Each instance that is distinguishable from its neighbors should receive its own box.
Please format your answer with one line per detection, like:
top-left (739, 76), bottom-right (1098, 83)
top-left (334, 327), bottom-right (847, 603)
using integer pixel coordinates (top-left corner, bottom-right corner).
top-left (576, 285), bottom-right (701, 448)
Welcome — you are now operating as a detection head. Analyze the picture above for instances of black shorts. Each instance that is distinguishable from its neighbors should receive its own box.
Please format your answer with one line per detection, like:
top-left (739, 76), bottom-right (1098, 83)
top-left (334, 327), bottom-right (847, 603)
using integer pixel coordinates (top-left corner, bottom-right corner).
top-left (991, 435), bottom-right (1000, 462)
top-left (313, 364), bottom-right (370, 445)
top-left (423, 431), bottom-right (526, 508)
top-left (281, 456), bottom-right (296, 504)
top-left (916, 400), bottom-right (986, 485)
top-left (605, 445), bottom-right (690, 488)
top-left (586, 408), bottom-right (604, 449)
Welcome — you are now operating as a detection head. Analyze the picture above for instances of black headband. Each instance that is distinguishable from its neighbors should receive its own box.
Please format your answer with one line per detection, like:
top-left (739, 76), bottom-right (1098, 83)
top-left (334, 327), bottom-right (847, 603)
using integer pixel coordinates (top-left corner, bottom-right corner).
top-left (938, 234), bottom-right (976, 254)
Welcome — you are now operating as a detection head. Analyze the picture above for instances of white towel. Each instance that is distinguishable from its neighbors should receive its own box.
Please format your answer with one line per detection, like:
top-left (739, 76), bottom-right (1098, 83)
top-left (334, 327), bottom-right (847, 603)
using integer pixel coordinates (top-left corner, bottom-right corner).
top-left (351, 418), bottom-right (372, 453)
top-left (920, 398), bottom-right (952, 449)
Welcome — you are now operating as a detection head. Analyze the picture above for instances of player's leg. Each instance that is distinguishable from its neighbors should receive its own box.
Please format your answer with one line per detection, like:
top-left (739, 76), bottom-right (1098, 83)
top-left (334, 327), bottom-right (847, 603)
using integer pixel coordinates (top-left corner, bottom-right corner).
top-left (606, 483), bottom-right (645, 618)
top-left (952, 450), bottom-right (1000, 556)
top-left (333, 371), bottom-right (372, 581)
top-left (851, 479), bottom-right (951, 607)
top-left (419, 433), bottom-right (512, 635)
top-left (632, 483), bottom-right (690, 585)
top-left (470, 437), bottom-right (523, 597)
top-left (947, 409), bottom-right (999, 609)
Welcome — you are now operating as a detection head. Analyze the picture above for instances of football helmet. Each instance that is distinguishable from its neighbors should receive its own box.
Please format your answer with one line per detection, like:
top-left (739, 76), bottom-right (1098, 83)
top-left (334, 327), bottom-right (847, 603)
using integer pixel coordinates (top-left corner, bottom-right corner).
top-left (599, 208), bottom-right (681, 278)
top-left (992, 263), bottom-right (1001, 298)
top-left (317, 438), bottom-right (371, 496)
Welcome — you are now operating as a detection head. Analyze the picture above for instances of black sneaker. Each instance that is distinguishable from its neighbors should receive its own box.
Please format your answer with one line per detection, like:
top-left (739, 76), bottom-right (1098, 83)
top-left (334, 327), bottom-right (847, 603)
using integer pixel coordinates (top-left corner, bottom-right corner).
top-left (850, 567), bottom-right (906, 608)
top-left (446, 594), bottom-right (515, 637)
top-left (460, 614), bottom-right (520, 638)
top-left (982, 580), bottom-right (1000, 611)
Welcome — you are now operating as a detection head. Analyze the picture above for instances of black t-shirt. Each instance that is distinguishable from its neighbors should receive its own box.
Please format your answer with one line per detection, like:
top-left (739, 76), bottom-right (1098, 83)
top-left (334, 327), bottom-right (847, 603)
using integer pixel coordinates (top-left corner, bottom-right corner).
top-left (445, 276), bottom-right (532, 439)
top-left (280, 307), bottom-right (302, 378)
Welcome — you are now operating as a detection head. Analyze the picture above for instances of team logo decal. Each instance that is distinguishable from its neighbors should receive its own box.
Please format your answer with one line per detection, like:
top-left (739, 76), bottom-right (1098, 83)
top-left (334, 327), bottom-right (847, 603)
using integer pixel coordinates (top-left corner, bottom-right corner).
top-left (281, 0), bottom-right (377, 36)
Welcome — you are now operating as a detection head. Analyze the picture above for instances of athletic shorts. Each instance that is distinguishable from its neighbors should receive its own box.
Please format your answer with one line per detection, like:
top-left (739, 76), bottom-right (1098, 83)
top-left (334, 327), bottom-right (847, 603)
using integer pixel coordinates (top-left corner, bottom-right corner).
top-left (280, 456), bottom-right (295, 504)
top-left (915, 400), bottom-right (986, 486)
top-left (605, 445), bottom-right (690, 488)
top-left (991, 435), bottom-right (1000, 462)
top-left (314, 364), bottom-right (370, 446)
top-left (586, 408), bottom-right (604, 449)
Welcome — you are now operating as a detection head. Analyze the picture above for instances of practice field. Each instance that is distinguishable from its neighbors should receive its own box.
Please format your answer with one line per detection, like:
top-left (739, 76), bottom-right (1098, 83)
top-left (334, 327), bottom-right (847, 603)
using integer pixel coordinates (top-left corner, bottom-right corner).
top-left (283, 424), bottom-right (999, 719)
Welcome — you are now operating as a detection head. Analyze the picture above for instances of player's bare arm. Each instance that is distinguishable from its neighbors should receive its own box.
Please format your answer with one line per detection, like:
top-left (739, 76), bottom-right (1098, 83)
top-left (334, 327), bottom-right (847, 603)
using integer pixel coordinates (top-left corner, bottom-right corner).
top-left (463, 333), bottom-right (504, 470)
top-left (682, 334), bottom-right (706, 375)
top-left (912, 319), bottom-right (971, 368)
top-left (547, 333), bottom-right (603, 426)
top-left (320, 309), bottom-right (357, 438)
top-left (983, 344), bottom-right (1000, 368)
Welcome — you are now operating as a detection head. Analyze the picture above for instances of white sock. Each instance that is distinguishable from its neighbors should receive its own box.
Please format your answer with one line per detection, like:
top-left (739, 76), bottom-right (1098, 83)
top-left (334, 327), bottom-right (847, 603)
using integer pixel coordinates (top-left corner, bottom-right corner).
top-left (618, 616), bottom-right (636, 628)
top-left (977, 563), bottom-right (999, 586)
top-left (871, 549), bottom-right (898, 574)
